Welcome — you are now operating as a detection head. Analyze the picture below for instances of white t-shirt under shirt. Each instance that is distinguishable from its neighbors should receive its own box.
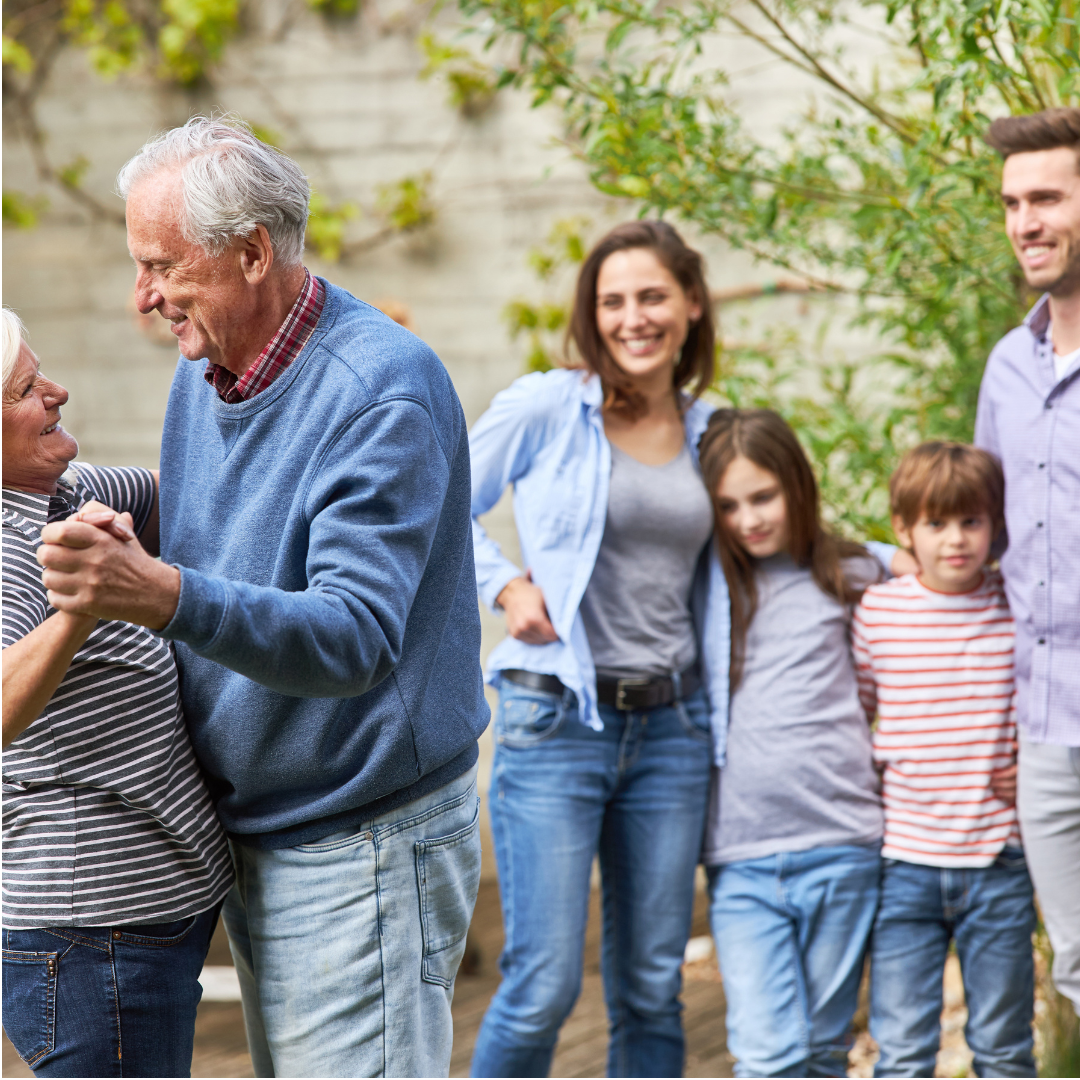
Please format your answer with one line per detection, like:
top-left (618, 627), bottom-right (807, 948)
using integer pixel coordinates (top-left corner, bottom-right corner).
top-left (852, 570), bottom-right (1022, 869)
top-left (1054, 346), bottom-right (1080, 382)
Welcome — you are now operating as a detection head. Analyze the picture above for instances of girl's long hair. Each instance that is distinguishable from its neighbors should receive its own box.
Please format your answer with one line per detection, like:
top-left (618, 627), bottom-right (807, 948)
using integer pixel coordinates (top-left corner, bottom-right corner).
top-left (568, 221), bottom-right (715, 419)
top-left (698, 408), bottom-right (870, 690)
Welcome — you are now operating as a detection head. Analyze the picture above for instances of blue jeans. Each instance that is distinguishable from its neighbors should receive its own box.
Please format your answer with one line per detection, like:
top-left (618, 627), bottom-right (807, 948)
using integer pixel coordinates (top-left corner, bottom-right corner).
top-left (1, 907), bottom-right (218, 1077)
top-left (707, 843), bottom-right (882, 1078)
top-left (869, 849), bottom-right (1036, 1078)
top-left (224, 764), bottom-right (480, 1078)
top-left (470, 683), bottom-right (712, 1078)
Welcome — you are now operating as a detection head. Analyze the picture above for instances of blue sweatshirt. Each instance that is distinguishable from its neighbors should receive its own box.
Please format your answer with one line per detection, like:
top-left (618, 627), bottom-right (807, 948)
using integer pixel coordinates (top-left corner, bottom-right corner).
top-left (157, 280), bottom-right (488, 848)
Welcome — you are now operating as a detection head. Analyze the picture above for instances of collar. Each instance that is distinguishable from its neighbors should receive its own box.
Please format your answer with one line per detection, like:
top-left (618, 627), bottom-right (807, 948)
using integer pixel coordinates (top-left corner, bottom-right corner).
top-left (2, 470), bottom-right (82, 534)
top-left (1023, 293), bottom-right (1051, 341)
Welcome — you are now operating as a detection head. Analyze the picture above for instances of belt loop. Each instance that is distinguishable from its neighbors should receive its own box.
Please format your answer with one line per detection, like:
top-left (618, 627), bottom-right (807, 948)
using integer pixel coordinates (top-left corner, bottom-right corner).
top-left (671, 669), bottom-right (682, 701)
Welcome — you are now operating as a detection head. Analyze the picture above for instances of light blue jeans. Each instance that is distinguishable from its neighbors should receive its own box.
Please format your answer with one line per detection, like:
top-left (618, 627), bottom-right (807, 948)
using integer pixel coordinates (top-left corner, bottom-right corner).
top-left (223, 765), bottom-right (481, 1078)
top-left (707, 842), bottom-right (882, 1078)
top-left (869, 850), bottom-right (1036, 1078)
top-left (470, 682), bottom-right (713, 1078)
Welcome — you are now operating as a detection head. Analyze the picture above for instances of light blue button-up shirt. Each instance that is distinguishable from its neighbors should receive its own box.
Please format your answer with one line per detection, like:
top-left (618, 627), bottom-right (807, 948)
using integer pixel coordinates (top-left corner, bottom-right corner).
top-left (976, 294), bottom-right (1080, 747)
top-left (469, 369), bottom-right (733, 765)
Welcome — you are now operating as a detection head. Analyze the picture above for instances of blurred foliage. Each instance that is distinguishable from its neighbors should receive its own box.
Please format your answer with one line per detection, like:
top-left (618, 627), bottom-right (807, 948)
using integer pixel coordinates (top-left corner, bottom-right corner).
top-left (1034, 921), bottom-right (1080, 1078)
top-left (376, 172), bottom-right (436, 232)
top-left (460, 0), bottom-right (1078, 537)
top-left (419, 31), bottom-right (499, 116)
top-left (2, 189), bottom-right (49, 227)
top-left (503, 217), bottom-right (589, 373)
top-left (306, 193), bottom-right (360, 262)
top-left (306, 0), bottom-right (361, 20)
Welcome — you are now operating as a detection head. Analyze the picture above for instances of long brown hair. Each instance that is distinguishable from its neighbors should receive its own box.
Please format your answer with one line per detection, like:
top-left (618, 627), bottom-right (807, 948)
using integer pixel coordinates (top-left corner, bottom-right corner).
top-left (569, 221), bottom-right (715, 419)
top-left (698, 408), bottom-right (869, 689)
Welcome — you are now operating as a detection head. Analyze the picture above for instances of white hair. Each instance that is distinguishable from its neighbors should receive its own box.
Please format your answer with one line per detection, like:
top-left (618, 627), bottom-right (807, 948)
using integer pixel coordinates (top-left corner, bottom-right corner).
top-left (116, 115), bottom-right (310, 267)
top-left (2, 307), bottom-right (28, 395)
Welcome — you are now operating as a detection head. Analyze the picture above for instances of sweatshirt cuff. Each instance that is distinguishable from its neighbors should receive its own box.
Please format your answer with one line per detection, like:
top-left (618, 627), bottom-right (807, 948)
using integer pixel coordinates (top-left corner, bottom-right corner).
top-left (158, 565), bottom-right (229, 648)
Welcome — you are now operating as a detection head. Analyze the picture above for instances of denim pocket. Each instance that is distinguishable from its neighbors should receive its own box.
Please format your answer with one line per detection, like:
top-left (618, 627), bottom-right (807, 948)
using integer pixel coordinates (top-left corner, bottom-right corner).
top-left (116, 915), bottom-right (198, 947)
top-left (415, 799), bottom-right (481, 988)
top-left (2, 947), bottom-right (58, 1066)
top-left (674, 693), bottom-right (712, 744)
top-left (496, 687), bottom-right (566, 748)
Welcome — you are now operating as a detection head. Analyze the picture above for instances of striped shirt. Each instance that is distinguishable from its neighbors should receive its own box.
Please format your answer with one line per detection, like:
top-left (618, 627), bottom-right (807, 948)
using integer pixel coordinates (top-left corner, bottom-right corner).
top-left (204, 269), bottom-right (325, 403)
top-left (2, 464), bottom-right (233, 930)
top-left (852, 571), bottom-right (1021, 868)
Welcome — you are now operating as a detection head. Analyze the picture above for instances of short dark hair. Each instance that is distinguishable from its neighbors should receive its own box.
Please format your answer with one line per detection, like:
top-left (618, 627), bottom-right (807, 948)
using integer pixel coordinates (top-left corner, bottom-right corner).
top-left (569, 220), bottom-right (715, 418)
top-left (889, 442), bottom-right (1005, 533)
top-left (985, 107), bottom-right (1080, 164)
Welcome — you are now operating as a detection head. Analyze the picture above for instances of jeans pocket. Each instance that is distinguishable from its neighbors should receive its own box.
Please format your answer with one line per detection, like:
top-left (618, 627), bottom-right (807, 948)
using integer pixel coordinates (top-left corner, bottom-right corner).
top-left (116, 914), bottom-right (198, 947)
top-left (415, 798), bottom-right (481, 988)
top-left (495, 687), bottom-right (566, 748)
top-left (674, 695), bottom-right (712, 744)
top-left (2, 948), bottom-right (58, 1067)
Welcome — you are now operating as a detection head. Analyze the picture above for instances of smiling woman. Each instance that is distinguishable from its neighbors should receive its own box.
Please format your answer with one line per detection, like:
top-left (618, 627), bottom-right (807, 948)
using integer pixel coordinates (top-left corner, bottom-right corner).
top-left (0, 307), bottom-right (233, 1077)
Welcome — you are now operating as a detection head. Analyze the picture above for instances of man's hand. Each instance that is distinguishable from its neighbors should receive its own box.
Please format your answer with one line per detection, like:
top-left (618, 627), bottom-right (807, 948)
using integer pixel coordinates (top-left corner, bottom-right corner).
top-left (496, 573), bottom-right (559, 645)
top-left (37, 508), bottom-right (181, 631)
top-left (990, 762), bottom-right (1018, 805)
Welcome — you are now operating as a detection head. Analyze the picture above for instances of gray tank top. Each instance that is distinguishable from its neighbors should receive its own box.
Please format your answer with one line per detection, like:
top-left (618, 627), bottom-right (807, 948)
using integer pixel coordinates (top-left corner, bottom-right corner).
top-left (579, 443), bottom-right (714, 678)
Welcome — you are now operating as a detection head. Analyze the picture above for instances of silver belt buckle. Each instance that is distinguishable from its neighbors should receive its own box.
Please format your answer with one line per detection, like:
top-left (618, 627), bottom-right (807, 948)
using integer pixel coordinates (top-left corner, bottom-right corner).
top-left (615, 678), bottom-right (651, 710)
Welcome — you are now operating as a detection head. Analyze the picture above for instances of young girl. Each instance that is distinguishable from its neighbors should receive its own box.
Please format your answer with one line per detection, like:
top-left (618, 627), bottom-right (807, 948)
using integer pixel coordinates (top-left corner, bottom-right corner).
top-left (697, 408), bottom-right (884, 1079)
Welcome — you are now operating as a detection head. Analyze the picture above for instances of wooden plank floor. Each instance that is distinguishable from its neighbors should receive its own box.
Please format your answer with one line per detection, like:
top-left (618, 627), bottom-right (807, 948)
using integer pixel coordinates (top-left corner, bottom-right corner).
top-left (2, 880), bottom-right (732, 1079)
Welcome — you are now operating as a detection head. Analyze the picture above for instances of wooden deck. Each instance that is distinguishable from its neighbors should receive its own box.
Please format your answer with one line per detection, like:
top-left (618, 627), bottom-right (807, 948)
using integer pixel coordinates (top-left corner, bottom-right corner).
top-left (2, 880), bottom-right (733, 1079)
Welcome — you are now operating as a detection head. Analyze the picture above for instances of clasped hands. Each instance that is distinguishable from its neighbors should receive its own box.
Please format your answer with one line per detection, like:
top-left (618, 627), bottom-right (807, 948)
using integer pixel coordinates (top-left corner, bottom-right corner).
top-left (37, 501), bottom-right (180, 631)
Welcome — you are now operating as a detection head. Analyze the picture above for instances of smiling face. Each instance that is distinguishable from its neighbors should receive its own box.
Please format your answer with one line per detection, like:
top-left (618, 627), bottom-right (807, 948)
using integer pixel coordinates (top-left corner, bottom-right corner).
top-left (595, 247), bottom-right (702, 390)
top-left (1001, 146), bottom-right (1080, 296)
top-left (126, 167), bottom-right (259, 368)
top-left (894, 510), bottom-right (994, 594)
top-left (715, 454), bottom-right (790, 559)
top-left (2, 341), bottom-right (80, 495)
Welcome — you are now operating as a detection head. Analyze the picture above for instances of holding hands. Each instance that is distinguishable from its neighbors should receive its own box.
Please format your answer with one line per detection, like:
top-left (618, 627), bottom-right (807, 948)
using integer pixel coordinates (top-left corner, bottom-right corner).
top-left (37, 500), bottom-right (180, 631)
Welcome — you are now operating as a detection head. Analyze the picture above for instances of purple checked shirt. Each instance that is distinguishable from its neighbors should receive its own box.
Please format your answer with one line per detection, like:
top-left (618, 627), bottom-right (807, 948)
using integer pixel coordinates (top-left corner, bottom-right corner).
top-left (975, 294), bottom-right (1080, 747)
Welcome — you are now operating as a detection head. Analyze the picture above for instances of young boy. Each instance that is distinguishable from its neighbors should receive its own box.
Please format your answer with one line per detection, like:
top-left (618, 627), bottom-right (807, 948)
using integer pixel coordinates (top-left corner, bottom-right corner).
top-left (852, 441), bottom-right (1037, 1078)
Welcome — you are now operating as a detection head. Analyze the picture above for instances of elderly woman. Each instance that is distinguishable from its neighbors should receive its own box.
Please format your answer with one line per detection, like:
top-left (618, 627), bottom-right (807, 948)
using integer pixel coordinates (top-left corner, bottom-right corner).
top-left (1, 308), bottom-right (232, 1078)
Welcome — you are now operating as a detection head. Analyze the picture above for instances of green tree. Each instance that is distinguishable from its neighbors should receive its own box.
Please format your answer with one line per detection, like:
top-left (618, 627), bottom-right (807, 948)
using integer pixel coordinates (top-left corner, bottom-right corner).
top-left (461, 0), bottom-right (1078, 536)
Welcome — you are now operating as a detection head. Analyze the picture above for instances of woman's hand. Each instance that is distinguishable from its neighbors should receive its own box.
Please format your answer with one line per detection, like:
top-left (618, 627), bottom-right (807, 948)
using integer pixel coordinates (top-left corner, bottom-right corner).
top-left (496, 573), bottom-right (559, 645)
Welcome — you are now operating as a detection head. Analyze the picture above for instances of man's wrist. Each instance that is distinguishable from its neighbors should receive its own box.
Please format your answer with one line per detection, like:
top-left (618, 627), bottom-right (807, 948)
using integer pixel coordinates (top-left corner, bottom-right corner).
top-left (145, 561), bottom-right (182, 631)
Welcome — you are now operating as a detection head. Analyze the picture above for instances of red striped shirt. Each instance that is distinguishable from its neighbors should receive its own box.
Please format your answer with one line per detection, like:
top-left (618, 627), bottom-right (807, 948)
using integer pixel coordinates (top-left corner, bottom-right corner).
top-left (852, 571), bottom-right (1021, 868)
top-left (205, 270), bottom-right (325, 403)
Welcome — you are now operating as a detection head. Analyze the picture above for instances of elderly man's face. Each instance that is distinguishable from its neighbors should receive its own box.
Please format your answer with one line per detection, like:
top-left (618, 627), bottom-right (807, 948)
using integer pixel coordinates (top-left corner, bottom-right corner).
top-left (127, 168), bottom-right (258, 367)
top-left (2, 342), bottom-right (80, 495)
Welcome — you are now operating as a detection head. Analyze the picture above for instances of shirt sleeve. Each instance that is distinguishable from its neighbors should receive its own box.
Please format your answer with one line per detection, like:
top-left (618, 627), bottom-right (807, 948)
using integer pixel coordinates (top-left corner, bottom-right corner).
top-left (159, 399), bottom-right (458, 698)
top-left (72, 465), bottom-right (156, 535)
top-left (850, 602), bottom-right (877, 724)
top-left (468, 375), bottom-right (564, 611)
top-left (864, 541), bottom-right (899, 579)
top-left (2, 532), bottom-right (49, 647)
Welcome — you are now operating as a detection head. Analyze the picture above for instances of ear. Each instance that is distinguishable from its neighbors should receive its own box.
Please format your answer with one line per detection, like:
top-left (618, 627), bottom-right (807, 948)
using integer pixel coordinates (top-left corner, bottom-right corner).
top-left (238, 224), bottom-right (274, 285)
top-left (687, 288), bottom-right (704, 324)
top-left (892, 514), bottom-right (914, 553)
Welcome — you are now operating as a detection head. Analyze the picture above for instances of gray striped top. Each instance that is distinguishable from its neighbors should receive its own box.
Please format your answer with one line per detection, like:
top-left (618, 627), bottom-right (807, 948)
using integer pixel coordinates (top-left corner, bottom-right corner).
top-left (2, 464), bottom-right (233, 930)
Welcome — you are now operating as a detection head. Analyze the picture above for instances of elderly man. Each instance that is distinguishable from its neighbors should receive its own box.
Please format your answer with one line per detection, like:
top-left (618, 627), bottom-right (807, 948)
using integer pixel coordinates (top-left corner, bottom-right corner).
top-left (38, 116), bottom-right (488, 1077)
top-left (979, 107), bottom-right (1080, 1018)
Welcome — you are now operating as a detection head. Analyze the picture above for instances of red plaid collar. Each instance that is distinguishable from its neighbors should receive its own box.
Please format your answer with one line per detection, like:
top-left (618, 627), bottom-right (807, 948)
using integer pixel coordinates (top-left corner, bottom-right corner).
top-left (205, 270), bottom-right (325, 404)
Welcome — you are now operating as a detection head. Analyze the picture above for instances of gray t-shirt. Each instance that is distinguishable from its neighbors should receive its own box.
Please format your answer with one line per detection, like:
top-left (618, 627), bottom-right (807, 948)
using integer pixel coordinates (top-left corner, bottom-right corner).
top-left (702, 553), bottom-right (883, 866)
top-left (579, 443), bottom-right (714, 677)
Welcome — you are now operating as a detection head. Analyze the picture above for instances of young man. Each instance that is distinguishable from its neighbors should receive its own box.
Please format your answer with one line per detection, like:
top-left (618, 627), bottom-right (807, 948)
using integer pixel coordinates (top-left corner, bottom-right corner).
top-left (854, 442), bottom-right (1036, 1077)
top-left (977, 107), bottom-right (1080, 1016)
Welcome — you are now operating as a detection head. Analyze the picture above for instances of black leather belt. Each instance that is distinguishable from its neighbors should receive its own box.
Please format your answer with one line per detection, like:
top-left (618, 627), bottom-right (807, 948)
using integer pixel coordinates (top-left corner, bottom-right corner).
top-left (502, 666), bottom-right (701, 711)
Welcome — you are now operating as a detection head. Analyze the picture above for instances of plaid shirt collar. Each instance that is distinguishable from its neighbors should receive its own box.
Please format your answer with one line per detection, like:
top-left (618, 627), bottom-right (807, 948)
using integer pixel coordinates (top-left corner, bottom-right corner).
top-left (205, 270), bottom-right (325, 404)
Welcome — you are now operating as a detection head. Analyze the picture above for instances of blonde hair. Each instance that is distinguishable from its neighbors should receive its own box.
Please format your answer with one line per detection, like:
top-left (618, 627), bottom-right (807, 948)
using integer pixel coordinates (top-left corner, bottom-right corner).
top-left (2, 307), bottom-right (28, 395)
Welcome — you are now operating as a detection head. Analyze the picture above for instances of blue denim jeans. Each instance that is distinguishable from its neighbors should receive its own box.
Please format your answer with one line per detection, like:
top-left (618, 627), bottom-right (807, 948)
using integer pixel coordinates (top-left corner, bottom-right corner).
top-left (223, 764), bottom-right (480, 1078)
top-left (707, 842), bottom-right (882, 1078)
top-left (470, 683), bottom-right (712, 1079)
top-left (869, 849), bottom-right (1036, 1078)
top-left (1, 906), bottom-right (219, 1077)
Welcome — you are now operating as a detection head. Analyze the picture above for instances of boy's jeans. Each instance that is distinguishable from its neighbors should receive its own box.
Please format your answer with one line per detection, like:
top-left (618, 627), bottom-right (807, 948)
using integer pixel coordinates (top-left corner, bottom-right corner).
top-left (706, 842), bottom-right (882, 1079)
top-left (470, 683), bottom-right (712, 1078)
top-left (223, 765), bottom-right (481, 1079)
top-left (2, 907), bottom-right (218, 1077)
top-left (869, 849), bottom-right (1036, 1078)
